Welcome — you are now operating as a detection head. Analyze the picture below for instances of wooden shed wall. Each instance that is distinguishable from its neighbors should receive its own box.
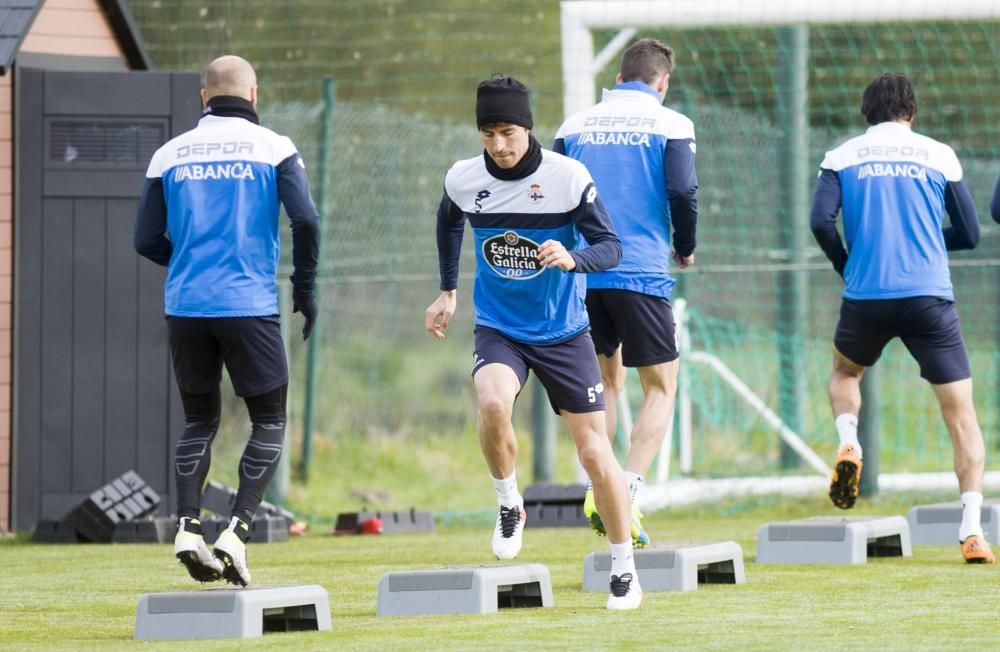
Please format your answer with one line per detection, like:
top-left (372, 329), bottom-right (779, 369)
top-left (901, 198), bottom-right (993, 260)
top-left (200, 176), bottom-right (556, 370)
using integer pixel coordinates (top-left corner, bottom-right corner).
top-left (1, 0), bottom-right (127, 532)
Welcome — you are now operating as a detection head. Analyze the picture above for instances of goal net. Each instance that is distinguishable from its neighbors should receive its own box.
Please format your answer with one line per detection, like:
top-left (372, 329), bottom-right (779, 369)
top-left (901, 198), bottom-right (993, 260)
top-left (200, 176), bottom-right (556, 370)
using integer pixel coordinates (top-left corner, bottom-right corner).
top-left (560, 0), bottom-right (1000, 501)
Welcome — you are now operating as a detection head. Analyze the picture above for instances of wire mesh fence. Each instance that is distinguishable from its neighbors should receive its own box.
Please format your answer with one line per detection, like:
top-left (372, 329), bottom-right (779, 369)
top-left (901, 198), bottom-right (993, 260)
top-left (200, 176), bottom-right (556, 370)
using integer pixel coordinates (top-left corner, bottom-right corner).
top-left (129, 0), bottom-right (1000, 478)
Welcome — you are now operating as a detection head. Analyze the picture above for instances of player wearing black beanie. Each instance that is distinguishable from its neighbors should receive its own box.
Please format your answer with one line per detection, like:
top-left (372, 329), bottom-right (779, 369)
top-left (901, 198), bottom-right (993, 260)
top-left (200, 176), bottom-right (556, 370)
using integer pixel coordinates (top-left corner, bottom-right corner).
top-left (475, 74), bottom-right (533, 129)
top-left (424, 74), bottom-right (643, 610)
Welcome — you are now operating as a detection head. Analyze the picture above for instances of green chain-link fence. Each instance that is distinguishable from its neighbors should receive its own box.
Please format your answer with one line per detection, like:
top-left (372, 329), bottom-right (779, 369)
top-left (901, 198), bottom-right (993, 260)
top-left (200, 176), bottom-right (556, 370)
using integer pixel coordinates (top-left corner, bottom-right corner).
top-left (129, 0), bottom-right (1000, 479)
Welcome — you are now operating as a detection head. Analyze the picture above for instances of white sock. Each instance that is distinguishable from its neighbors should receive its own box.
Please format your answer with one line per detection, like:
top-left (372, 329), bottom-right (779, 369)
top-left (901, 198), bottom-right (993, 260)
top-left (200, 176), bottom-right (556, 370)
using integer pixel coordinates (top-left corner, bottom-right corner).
top-left (835, 413), bottom-right (861, 458)
top-left (492, 472), bottom-right (521, 507)
top-left (625, 471), bottom-right (643, 505)
top-left (959, 491), bottom-right (984, 542)
top-left (610, 540), bottom-right (636, 578)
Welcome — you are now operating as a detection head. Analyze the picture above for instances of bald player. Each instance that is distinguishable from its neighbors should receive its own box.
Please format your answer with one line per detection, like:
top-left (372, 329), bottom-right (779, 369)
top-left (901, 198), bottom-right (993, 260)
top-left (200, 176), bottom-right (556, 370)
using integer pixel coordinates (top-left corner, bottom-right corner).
top-left (135, 55), bottom-right (320, 586)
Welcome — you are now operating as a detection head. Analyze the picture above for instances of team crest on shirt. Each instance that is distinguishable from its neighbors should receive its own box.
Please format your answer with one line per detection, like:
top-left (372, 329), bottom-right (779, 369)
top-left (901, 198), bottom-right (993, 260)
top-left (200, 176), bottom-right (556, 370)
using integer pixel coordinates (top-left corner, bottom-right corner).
top-left (483, 230), bottom-right (544, 280)
top-left (527, 183), bottom-right (545, 204)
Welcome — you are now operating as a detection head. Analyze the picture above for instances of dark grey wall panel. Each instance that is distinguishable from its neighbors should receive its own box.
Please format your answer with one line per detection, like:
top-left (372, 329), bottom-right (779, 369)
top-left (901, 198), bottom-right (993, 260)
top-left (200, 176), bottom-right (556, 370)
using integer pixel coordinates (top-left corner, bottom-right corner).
top-left (13, 70), bottom-right (201, 530)
top-left (170, 73), bottom-right (202, 138)
top-left (135, 256), bottom-right (168, 494)
top-left (12, 68), bottom-right (44, 530)
top-left (103, 199), bottom-right (139, 478)
top-left (39, 198), bottom-right (74, 495)
top-left (41, 71), bottom-right (173, 116)
top-left (44, 170), bottom-right (147, 198)
top-left (41, 493), bottom-right (86, 521)
top-left (71, 198), bottom-right (106, 492)
top-left (15, 53), bottom-right (126, 73)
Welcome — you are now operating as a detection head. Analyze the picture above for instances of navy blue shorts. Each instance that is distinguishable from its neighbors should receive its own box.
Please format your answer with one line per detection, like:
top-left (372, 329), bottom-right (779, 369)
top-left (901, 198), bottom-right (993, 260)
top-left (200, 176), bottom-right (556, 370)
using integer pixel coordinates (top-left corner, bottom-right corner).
top-left (167, 316), bottom-right (288, 397)
top-left (834, 297), bottom-right (971, 384)
top-left (586, 289), bottom-right (678, 367)
top-left (472, 327), bottom-right (606, 414)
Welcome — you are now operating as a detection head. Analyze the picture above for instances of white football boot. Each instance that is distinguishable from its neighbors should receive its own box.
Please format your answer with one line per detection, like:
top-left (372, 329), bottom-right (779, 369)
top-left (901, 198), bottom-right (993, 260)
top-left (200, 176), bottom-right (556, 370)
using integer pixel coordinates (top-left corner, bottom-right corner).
top-left (213, 517), bottom-right (252, 587)
top-left (491, 504), bottom-right (526, 560)
top-left (606, 572), bottom-right (643, 610)
top-left (173, 517), bottom-right (223, 583)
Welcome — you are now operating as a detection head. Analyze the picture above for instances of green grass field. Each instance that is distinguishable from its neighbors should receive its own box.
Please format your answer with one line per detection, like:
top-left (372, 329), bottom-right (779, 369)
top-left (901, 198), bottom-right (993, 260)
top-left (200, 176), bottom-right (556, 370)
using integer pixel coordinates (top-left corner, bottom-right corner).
top-left (3, 492), bottom-right (999, 651)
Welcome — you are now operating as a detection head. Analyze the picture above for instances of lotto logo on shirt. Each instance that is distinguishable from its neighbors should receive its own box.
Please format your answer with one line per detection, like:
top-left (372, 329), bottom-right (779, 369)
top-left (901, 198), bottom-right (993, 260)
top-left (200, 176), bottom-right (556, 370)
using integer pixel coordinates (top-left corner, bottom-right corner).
top-left (482, 230), bottom-right (544, 280)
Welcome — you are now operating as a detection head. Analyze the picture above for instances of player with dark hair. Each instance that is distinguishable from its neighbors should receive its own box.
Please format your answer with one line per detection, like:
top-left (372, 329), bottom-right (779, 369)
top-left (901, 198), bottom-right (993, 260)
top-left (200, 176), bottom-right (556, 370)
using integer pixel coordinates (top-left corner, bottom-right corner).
top-left (135, 55), bottom-right (320, 585)
top-left (425, 75), bottom-right (643, 609)
top-left (811, 73), bottom-right (992, 563)
top-left (554, 37), bottom-right (698, 546)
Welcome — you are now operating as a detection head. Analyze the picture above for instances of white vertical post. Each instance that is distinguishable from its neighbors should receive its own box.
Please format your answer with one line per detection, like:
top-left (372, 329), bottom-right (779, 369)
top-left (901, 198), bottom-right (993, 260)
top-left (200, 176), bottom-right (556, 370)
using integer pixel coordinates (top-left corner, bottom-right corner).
top-left (654, 296), bottom-right (684, 484)
top-left (654, 396), bottom-right (674, 484)
top-left (560, 2), bottom-right (597, 117)
top-left (590, 27), bottom-right (637, 76)
top-left (617, 385), bottom-right (633, 454)
top-left (675, 299), bottom-right (693, 474)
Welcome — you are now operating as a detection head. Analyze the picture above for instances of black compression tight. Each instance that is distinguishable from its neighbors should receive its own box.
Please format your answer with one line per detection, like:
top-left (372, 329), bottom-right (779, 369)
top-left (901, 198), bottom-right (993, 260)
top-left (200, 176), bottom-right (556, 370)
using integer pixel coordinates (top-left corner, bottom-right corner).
top-left (174, 384), bottom-right (288, 524)
top-left (233, 384), bottom-right (288, 524)
top-left (175, 387), bottom-right (222, 520)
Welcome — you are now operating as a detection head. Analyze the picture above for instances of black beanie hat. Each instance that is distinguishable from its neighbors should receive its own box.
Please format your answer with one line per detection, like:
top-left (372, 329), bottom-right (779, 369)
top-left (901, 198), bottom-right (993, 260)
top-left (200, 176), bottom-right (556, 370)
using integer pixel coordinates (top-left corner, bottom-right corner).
top-left (475, 75), bottom-right (533, 129)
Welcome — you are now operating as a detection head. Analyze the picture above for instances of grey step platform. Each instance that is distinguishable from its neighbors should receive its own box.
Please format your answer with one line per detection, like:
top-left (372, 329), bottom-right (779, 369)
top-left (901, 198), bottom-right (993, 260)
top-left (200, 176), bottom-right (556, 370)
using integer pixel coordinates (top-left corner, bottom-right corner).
top-left (523, 483), bottom-right (588, 528)
top-left (582, 541), bottom-right (745, 592)
top-left (198, 515), bottom-right (290, 544)
top-left (376, 564), bottom-right (553, 616)
top-left (70, 470), bottom-right (161, 543)
top-left (757, 515), bottom-right (911, 564)
top-left (135, 585), bottom-right (331, 640)
top-left (112, 516), bottom-right (177, 543)
top-left (32, 518), bottom-right (85, 543)
top-left (333, 508), bottom-right (435, 535)
top-left (202, 480), bottom-right (296, 523)
top-left (907, 502), bottom-right (1000, 545)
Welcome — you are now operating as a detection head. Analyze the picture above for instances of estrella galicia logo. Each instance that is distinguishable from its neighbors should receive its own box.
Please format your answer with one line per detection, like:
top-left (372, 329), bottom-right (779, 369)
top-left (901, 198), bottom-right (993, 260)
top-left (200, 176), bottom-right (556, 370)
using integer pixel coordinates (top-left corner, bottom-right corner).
top-left (482, 230), bottom-right (544, 280)
top-left (474, 189), bottom-right (491, 213)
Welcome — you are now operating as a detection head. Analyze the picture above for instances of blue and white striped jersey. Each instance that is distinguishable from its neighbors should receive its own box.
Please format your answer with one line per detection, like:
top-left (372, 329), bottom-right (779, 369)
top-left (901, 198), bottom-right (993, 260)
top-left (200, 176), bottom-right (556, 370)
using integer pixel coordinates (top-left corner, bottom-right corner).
top-left (811, 121), bottom-right (979, 301)
top-left (553, 81), bottom-right (698, 299)
top-left (437, 148), bottom-right (621, 344)
top-left (137, 114), bottom-right (319, 317)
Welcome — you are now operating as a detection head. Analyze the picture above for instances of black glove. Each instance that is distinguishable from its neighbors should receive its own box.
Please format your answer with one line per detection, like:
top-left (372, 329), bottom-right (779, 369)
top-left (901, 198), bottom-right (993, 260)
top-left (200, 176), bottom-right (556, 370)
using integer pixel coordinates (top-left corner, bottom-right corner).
top-left (293, 290), bottom-right (317, 340)
top-left (835, 254), bottom-right (847, 279)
